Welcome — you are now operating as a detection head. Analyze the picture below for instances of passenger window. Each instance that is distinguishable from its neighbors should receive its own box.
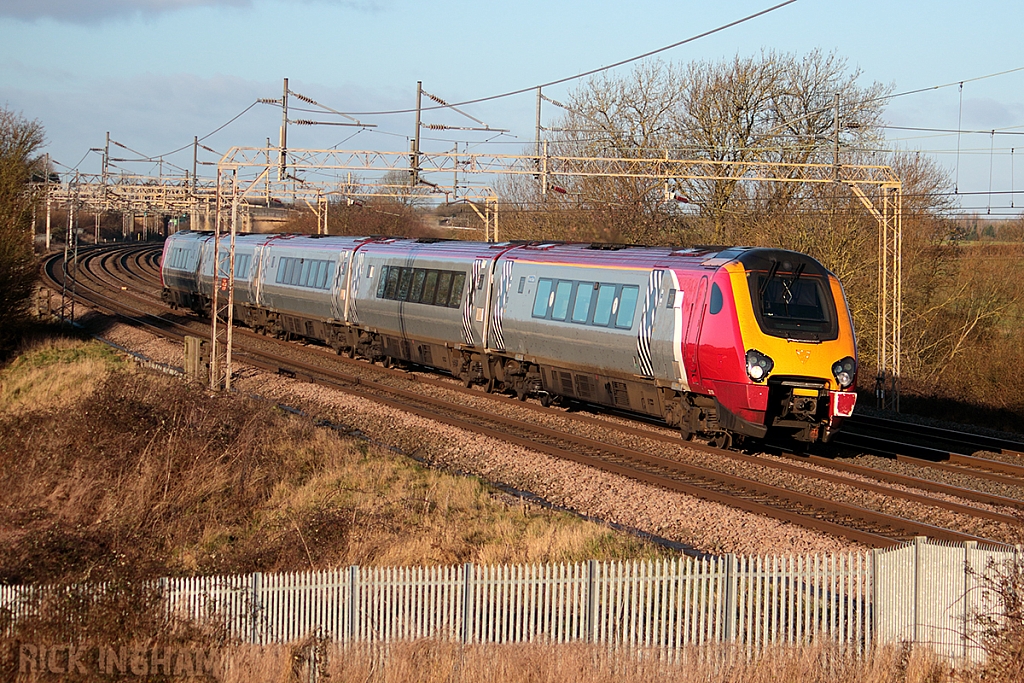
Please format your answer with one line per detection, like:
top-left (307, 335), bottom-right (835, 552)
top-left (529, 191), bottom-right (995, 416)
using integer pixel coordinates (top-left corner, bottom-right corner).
top-left (280, 258), bottom-right (294, 285)
top-left (315, 261), bottom-right (329, 289)
top-left (376, 266), bottom-right (389, 298)
top-left (572, 282), bottom-right (594, 323)
top-left (709, 283), bottom-right (724, 315)
top-left (436, 271), bottom-right (453, 306)
top-left (384, 268), bottom-right (400, 299)
top-left (616, 285), bottom-right (640, 328)
top-left (449, 273), bottom-right (467, 308)
top-left (397, 268), bottom-right (414, 301)
top-left (421, 271), bottom-right (439, 304)
top-left (410, 269), bottom-right (426, 302)
top-left (533, 279), bottom-right (553, 317)
top-left (552, 281), bottom-right (572, 320)
top-left (593, 284), bottom-right (616, 326)
top-left (301, 260), bottom-right (313, 287)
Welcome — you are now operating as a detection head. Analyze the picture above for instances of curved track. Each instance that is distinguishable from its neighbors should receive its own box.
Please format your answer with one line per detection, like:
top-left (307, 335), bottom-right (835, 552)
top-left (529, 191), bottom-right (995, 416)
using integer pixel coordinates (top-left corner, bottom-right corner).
top-left (41, 243), bottom-right (1024, 550)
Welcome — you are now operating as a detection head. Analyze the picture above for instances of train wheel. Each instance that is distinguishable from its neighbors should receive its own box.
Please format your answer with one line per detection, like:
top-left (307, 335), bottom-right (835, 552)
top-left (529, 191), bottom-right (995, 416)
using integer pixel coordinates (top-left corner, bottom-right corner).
top-left (710, 432), bottom-right (732, 450)
top-left (540, 394), bottom-right (552, 407)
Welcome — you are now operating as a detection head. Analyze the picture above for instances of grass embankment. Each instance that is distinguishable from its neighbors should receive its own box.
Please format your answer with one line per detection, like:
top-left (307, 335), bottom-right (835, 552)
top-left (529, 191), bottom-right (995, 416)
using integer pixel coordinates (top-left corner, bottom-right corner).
top-left (0, 337), bottom-right (660, 587)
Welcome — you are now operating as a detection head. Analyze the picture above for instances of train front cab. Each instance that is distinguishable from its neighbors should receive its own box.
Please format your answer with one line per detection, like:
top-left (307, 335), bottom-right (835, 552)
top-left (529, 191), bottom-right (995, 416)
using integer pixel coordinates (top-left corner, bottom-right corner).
top-left (714, 250), bottom-right (858, 443)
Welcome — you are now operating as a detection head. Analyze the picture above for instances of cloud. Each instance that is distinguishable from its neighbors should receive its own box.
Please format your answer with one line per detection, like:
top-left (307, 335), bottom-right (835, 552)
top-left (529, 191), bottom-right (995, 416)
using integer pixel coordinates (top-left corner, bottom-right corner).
top-left (0, 0), bottom-right (379, 24)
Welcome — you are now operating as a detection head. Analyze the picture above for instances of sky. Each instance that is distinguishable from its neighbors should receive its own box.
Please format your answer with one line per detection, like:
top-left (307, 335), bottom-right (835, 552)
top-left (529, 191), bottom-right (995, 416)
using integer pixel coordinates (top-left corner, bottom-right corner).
top-left (2, 0), bottom-right (1023, 217)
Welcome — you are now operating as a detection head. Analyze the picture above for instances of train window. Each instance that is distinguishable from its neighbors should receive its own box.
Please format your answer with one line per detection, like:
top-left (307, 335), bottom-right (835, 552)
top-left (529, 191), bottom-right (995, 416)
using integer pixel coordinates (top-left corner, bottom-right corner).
top-left (615, 285), bottom-right (640, 328)
top-left (315, 261), bottom-right (329, 289)
top-left (552, 281), bottom-right (572, 320)
top-left (410, 269), bottom-right (426, 302)
top-left (436, 271), bottom-right (454, 306)
top-left (376, 266), bottom-right (389, 298)
top-left (397, 268), bottom-right (414, 301)
top-left (518, 277), bottom-right (526, 294)
top-left (666, 289), bottom-right (676, 308)
top-left (367, 265), bottom-right (375, 279)
top-left (593, 284), bottom-right (616, 326)
top-left (299, 260), bottom-right (312, 287)
top-left (476, 272), bottom-right (486, 290)
top-left (421, 271), bottom-right (439, 304)
top-left (532, 279), bottom-right (553, 317)
top-left (449, 273), bottom-right (467, 308)
top-left (571, 282), bottom-right (594, 323)
top-left (279, 258), bottom-right (293, 285)
top-left (384, 267), bottom-right (400, 299)
top-left (709, 283), bottom-right (724, 314)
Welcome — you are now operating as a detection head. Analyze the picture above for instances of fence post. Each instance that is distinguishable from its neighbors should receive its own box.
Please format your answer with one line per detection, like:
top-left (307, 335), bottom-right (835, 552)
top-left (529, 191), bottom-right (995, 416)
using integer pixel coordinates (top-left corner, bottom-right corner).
top-left (724, 554), bottom-right (737, 643)
top-left (461, 563), bottom-right (474, 644)
top-left (347, 565), bottom-right (359, 644)
top-left (587, 560), bottom-right (598, 643)
top-left (962, 541), bottom-right (976, 660)
top-left (913, 536), bottom-right (926, 645)
top-left (871, 547), bottom-right (881, 647)
top-left (250, 572), bottom-right (263, 645)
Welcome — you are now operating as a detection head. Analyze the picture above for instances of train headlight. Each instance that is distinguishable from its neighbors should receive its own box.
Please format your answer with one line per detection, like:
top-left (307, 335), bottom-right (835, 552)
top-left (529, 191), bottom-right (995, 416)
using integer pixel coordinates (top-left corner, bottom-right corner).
top-left (745, 349), bottom-right (774, 383)
top-left (831, 356), bottom-right (857, 389)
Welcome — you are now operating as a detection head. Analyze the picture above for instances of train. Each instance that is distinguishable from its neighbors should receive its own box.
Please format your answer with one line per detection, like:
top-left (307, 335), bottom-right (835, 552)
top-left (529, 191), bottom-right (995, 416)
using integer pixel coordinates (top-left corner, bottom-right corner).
top-left (161, 232), bottom-right (858, 447)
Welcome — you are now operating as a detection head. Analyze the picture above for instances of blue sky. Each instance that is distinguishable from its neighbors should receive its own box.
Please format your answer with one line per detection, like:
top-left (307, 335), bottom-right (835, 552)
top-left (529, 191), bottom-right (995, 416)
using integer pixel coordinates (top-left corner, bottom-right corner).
top-left (2, 0), bottom-right (1023, 215)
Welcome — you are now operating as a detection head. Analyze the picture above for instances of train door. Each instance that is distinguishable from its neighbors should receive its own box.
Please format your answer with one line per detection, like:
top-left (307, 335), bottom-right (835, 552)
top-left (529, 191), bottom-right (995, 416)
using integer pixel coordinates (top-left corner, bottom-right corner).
top-left (683, 276), bottom-right (708, 387)
top-left (462, 258), bottom-right (488, 347)
top-left (650, 270), bottom-right (687, 390)
top-left (348, 251), bottom-right (367, 326)
top-left (330, 250), bottom-right (350, 321)
top-left (249, 244), bottom-right (266, 306)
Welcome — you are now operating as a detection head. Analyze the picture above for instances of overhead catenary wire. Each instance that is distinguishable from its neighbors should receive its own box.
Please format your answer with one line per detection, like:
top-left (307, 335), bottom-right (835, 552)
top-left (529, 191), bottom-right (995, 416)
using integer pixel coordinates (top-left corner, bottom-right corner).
top-left (334, 0), bottom-right (799, 117)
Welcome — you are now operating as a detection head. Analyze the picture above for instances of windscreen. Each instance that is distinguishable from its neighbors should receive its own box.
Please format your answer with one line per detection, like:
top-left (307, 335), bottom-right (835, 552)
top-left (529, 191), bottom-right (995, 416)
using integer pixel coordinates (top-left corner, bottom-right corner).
top-left (740, 251), bottom-right (839, 341)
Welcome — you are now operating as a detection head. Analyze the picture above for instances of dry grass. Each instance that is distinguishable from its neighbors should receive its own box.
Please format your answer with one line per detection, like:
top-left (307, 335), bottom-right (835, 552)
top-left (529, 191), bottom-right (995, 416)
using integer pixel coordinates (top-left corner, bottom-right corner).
top-left (171, 641), bottom-right (971, 683)
top-left (0, 336), bottom-right (121, 415)
top-left (0, 337), bottom-right (660, 587)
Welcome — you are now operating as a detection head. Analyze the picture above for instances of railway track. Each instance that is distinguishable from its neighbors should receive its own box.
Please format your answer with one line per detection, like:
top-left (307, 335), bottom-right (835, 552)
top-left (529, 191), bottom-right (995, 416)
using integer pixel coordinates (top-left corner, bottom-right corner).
top-left (41, 243), bottom-right (1023, 550)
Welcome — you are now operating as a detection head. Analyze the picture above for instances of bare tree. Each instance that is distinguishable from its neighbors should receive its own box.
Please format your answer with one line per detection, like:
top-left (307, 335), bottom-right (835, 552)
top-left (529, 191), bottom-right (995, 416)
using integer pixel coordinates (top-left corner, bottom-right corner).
top-left (0, 107), bottom-right (45, 354)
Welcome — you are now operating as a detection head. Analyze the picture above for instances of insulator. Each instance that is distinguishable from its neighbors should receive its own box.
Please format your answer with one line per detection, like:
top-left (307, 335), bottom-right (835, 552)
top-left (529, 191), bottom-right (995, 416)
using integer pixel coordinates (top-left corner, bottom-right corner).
top-left (426, 92), bottom-right (449, 106)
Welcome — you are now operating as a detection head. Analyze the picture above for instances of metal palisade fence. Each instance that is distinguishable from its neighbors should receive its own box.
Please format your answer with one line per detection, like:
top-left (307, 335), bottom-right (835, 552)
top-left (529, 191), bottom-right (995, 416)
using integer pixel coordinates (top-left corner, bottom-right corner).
top-left (874, 537), bottom-right (1018, 660)
top-left (0, 539), bottom-right (1019, 660)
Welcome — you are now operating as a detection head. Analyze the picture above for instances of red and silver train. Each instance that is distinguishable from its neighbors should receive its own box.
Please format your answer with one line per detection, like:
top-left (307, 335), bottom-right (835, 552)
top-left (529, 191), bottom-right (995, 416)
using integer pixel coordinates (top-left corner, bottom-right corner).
top-left (161, 232), bottom-right (858, 446)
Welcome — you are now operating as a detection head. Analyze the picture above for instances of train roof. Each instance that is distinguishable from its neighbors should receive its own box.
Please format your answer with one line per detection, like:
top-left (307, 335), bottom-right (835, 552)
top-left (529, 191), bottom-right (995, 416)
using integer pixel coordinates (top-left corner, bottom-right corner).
top-left (163, 233), bottom-right (829, 275)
